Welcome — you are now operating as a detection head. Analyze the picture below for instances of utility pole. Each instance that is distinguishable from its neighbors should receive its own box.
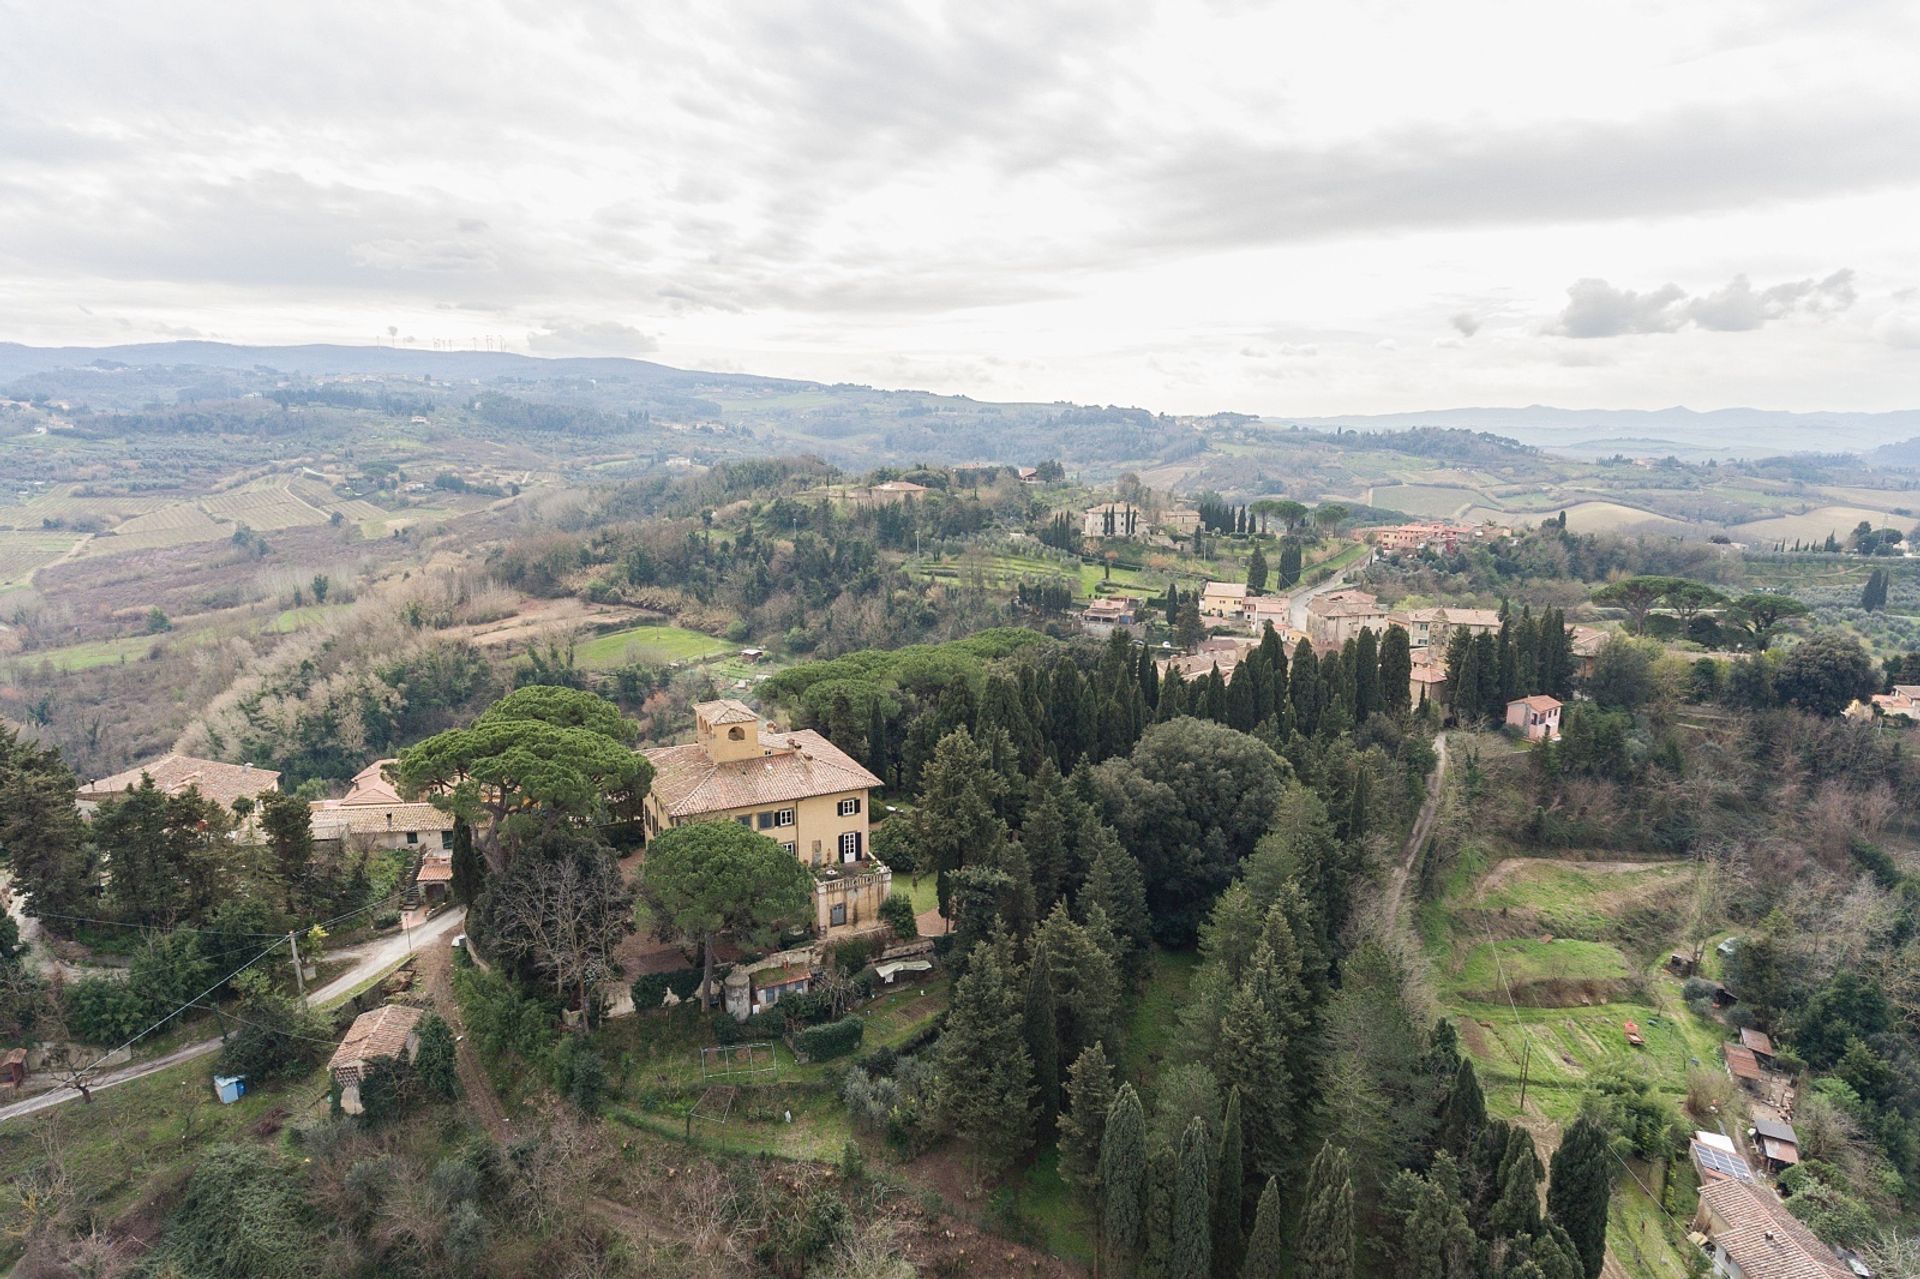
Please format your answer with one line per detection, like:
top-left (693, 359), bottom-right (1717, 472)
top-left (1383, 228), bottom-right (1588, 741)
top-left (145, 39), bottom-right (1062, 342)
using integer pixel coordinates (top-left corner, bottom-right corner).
top-left (288, 931), bottom-right (305, 999)
top-left (1517, 1039), bottom-right (1531, 1111)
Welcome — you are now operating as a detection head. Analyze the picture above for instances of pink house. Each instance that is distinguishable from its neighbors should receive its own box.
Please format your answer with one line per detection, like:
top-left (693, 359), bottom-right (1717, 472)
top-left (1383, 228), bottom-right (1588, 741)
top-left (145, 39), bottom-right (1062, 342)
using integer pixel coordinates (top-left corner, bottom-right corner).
top-left (1505, 695), bottom-right (1562, 741)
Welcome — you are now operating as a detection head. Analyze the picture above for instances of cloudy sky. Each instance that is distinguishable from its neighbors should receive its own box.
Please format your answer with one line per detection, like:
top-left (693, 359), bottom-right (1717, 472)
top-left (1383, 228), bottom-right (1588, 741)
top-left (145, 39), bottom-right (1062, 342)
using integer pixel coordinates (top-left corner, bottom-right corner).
top-left (4, 0), bottom-right (1919, 415)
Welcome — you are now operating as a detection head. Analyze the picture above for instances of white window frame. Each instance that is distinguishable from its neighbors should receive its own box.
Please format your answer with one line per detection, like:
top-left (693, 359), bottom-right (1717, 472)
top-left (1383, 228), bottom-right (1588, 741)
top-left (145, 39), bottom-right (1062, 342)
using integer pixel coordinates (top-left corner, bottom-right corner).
top-left (775, 807), bottom-right (796, 827)
top-left (837, 797), bottom-right (861, 817)
top-left (780, 841), bottom-right (796, 855)
top-left (839, 831), bottom-right (860, 861)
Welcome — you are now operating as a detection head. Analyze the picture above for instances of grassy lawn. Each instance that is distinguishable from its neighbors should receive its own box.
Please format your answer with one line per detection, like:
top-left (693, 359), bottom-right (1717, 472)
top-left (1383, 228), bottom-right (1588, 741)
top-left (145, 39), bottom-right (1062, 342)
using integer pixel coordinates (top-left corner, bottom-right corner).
top-left (1119, 948), bottom-right (1201, 1093)
top-left (1008, 1142), bottom-right (1094, 1264)
top-left (1445, 937), bottom-right (1634, 1000)
top-left (0, 1057), bottom-right (332, 1269)
top-left (899, 872), bottom-right (941, 916)
top-left (573, 623), bottom-right (730, 669)
top-left (267, 603), bottom-right (351, 633)
top-left (4, 629), bottom-right (212, 672)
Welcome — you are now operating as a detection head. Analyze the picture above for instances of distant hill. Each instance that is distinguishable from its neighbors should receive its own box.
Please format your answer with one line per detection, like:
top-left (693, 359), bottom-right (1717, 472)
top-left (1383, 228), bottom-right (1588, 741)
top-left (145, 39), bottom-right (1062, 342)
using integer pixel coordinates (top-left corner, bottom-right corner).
top-left (6, 341), bottom-right (1919, 465)
top-left (0, 339), bottom-right (798, 390)
top-left (1283, 405), bottom-right (1920, 459)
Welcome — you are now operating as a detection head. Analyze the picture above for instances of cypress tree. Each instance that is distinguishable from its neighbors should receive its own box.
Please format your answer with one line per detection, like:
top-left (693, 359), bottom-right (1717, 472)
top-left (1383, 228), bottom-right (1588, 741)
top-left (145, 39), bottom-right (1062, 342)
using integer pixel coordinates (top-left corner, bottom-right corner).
top-left (1143, 1140), bottom-right (1178, 1279)
top-left (1437, 1058), bottom-right (1486, 1160)
top-left (1546, 1117), bottom-right (1611, 1279)
top-left (449, 816), bottom-right (484, 906)
top-left (1290, 638), bottom-right (1321, 734)
top-left (1172, 1116), bottom-right (1214, 1279)
top-left (1226, 664), bottom-right (1259, 731)
top-left (1354, 627), bottom-right (1382, 722)
top-left (1059, 1041), bottom-right (1116, 1198)
top-left (1299, 1141), bottom-right (1355, 1279)
top-left (937, 944), bottom-right (1035, 1172)
top-left (1100, 1084), bottom-right (1148, 1267)
top-left (1380, 624), bottom-right (1412, 715)
top-left (867, 696), bottom-right (892, 787)
top-left (1201, 667), bottom-right (1229, 722)
top-left (1247, 546), bottom-right (1269, 594)
top-left (1489, 1127), bottom-right (1543, 1240)
top-left (1022, 760), bottom-right (1071, 909)
top-left (1140, 643), bottom-right (1161, 709)
top-left (1214, 983), bottom-right (1288, 1181)
top-left (1213, 1087), bottom-right (1247, 1274)
top-left (1024, 946), bottom-right (1061, 1127)
top-left (1242, 1177), bottom-right (1284, 1279)
top-left (1280, 540), bottom-right (1303, 588)
top-left (1080, 825), bottom-right (1152, 984)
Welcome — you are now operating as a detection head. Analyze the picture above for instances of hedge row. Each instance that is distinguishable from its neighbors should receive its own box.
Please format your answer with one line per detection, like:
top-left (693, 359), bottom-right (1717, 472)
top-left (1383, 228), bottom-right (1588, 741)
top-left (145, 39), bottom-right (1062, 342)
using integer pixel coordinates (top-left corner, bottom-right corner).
top-left (630, 967), bottom-right (707, 1010)
top-left (793, 1016), bottom-right (865, 1062)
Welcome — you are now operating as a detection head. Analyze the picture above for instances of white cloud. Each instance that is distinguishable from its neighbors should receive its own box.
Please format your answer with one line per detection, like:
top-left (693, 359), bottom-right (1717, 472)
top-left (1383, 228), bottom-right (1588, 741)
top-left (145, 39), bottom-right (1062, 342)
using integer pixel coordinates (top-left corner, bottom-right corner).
top-left (0, 1), bottom-right (1916, 412)
top-left (1552, 271), bottom-right (1857, 338)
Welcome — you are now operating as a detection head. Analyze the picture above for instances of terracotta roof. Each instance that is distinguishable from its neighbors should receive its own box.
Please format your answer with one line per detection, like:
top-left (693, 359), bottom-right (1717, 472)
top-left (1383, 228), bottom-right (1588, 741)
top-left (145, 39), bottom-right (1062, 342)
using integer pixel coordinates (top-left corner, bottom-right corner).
top-left (1741, 1027), bottom-right (1775, 1055)
top-left (1441, 607), bottom-right (1503, 629)
top-left (1697, 1179), bottom-right (1850, 1278)
top-left (329, 1004), bottom-right (425, 1083)
top-left (1723, 1042), bottom-right (1767, 1081)
top-left (1245, 596), bottom-right (1291, 614)
top-left (415, 855), bottom-right (454, 883)
top-left (1569, 625), bottom-right (1608, 656)
top-left (1389, 607), bottom-right (1448, 625)
top-left (645, 727), bottom-right (881, 819)
top-left (337, 759), bottom-right (403, 805)
top-left (696, 698), bottom-right (758, 725)
top-left (311, 802), bottom-right (453, 839)
top-left (1204, 582), bottom-right (1249, 599)
top-left (1511, 695), bottom-right (1562, 713)
top-left (79, 754), bottom-right (281, 811)
top-left (873, 480), bottom-right (927, 493)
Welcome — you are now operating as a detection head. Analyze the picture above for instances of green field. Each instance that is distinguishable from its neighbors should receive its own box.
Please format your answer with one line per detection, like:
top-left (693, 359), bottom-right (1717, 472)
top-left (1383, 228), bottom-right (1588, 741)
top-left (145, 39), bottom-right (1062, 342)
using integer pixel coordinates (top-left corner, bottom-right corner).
top-left (3, 630), bottom-right (202, 672)
top-left (573, 623), bottom-right (730, 668)
top-left (0, 529), bottom-right (77, 585)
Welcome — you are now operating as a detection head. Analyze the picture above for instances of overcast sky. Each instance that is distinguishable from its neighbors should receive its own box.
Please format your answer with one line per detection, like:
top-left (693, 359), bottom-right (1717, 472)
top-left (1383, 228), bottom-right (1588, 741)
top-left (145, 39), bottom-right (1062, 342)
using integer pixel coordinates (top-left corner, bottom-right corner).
top-left (4, 0), bottom-right (1919, 415)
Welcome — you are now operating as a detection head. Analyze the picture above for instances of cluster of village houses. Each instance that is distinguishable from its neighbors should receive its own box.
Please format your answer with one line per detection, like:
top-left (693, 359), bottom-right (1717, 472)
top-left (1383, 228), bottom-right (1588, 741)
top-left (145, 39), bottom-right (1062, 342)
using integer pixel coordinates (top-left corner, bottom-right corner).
top-left (41, 694), bottom-right (910, 1107)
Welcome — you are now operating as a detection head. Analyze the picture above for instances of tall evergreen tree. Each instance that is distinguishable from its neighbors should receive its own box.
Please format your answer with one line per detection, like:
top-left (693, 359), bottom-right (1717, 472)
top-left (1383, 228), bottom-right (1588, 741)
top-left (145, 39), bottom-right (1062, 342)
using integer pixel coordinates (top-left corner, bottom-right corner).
top-left (449, 816), bottom-right (485, 906)
top-left (1021, 760), bottom-right (1072, 909)
top-left (1024, 946), bottom-right (1061, 1126)
top-left (1242, 1177), bottom-right (1284, 1279)
top-left (1172, 1116), bottom-right (1214, 1279)
top-left (1214, 1087), bottom-right (1247, 1274)
top-left (936, 943), bottom-right (1035, 1172)
top-left (0, 730), bottom-right (93, 925)
top-left (1059, 1041), bottom-right (1116, 1198)
top-left (1247, 546), bottom-right (1269, 594)
top-left (915, 727), bottom-right (1008, 918)
top-left (1144, 1141), bottom-right (1179, 1279)
top-left (1100, 1084), bottom-right (1148, 1268)
top-left (1546, 1117), bottom-right (1610, 1279)
top-left (1214, 984), bottom-right (1288, 1181)
top-left (1354, 627), bottom-right (1382, 723)
top-left (1437, 1058), bottom-right (1487, 1161)
top-left (1279, 541), bottom-right (1303, 589)
top-left (1380, 624), bottom-right (1413, 716)
top-left (1489, 1128), bottom-right (1543, 1240)
top-left (1290, 638), bottom-right (1321, 734)
top-left (867, 695), bottom-right (893, 786)
top-left (1299, 1142), bottom-right (1355, 1279)
top-left (1080, 825), bottom-right (1152, 983)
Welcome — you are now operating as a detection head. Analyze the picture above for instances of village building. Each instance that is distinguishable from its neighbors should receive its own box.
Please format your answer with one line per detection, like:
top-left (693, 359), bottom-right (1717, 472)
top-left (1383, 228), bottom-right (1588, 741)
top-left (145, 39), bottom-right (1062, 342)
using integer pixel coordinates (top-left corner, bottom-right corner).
top-left (1305, 589), bottom-right (1388, 648)
top-left (76, 753), bottom-right (282, 818)
top-left (642, 699), bottom-right (889, 938)
top-left (1200, 581), bottom-right (1250, 618)
top-left (721, 946), bottom-right (819, 1021)
top-left (310, 759), bottom-right (455, 852)
top-left (1386, 604), bottom-right (1504, 650)
top-left (1852, 683), bottom-right (1920, 721)
top-left (1156, 507), bottom-right (1203, 536)
top-left (1751, 1116), bottom-right (1800, 1174)
top-left (1569, 625), bottom-right (1609, 678)
top-left (1505, 694), bottom-right (1562, 741)
top-left (1692, 1177), bottom-right (1850, 1278)
top-left (1241, 595), bottom-right (1293, 631)
top-left (1410, 650), bottom-right (1449, 709)
top-left (1722, 1042), bottom-right (1775, 1100)
top-left (848, 479), bottom-right (928, 506)
top-left (1691, 1130), bottom-right (1756, 1185)
top-left (328, 1003), bottom-right (425, 1116)
top-left (1081, 595), bottom-right (1145, 638)
top-left (1082, 501), bottom-right (1143, 539)
top-left (1370, 521), bottom-right (1463, 555)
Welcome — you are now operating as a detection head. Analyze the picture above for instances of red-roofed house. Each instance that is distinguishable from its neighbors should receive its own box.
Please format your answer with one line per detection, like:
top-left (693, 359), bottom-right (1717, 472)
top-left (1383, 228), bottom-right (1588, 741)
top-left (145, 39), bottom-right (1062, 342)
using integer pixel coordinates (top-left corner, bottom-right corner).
top-left (1505, 695), bottom-right (1562, 741)
top-left (643, 700), bottom-right (889, 938)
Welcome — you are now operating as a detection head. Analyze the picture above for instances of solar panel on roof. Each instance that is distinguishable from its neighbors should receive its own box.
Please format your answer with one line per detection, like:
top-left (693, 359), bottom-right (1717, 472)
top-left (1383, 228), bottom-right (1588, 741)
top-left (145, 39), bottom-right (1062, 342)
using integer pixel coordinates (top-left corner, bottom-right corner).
top-left (1691, 1141), bottom-right (1754, 1182)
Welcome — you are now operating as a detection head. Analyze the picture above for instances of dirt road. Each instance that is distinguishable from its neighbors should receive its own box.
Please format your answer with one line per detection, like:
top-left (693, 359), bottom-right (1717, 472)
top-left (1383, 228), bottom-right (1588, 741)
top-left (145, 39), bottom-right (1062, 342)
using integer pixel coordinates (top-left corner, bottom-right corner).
top-left (1383, 732), bottom-right (1448, 928)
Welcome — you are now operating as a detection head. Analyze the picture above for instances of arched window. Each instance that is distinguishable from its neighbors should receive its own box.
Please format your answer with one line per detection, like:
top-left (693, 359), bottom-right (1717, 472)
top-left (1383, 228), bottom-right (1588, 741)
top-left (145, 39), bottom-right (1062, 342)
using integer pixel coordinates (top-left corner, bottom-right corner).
top-left (728, 726), bottom-right (746, 741)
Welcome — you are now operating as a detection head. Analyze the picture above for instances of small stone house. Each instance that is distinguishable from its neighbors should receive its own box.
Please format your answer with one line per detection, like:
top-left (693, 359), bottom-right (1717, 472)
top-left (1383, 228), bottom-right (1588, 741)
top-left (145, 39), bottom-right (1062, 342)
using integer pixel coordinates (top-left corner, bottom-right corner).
top-left (329, 1004), bottom-right (425, 1115)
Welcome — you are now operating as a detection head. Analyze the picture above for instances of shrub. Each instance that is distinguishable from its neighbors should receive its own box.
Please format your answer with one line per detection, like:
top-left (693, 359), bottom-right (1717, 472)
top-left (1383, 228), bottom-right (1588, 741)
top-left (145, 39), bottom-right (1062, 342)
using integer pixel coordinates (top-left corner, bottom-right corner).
top-left (149, 1144), bottom-right (310, 1279)
top-left (373, 910), bottom-right (402, 931)
top-left (217, 976), bottom-right (329, 1082)
top-left (880, 892), bottom-right (918, 939)
top-left (830, 936), bottom-right (878, 973)
top-left (414, 1012), bottom-right (459, 1099)
top-left (746, 1006), bottom-right (788, 1038)
top-left (550, 1036), bottom-right (607, 1114)
top-left (630, 966), bottom-right (706, 1011)
top-left (795, 1016), bottom-right (865, 1062)
top-left (454, 967), bottom-right (557, 1065)
top-left (777, 990), bottom-right (830, 1026)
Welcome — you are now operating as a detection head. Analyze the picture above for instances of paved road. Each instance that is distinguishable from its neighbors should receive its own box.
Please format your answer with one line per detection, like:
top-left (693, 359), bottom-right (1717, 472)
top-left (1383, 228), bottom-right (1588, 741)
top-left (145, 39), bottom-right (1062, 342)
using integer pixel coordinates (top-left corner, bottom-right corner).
top-left (0, 906), bottom-right (466, 1126)
top-left (1287, 549), bottom-right (1375, 632)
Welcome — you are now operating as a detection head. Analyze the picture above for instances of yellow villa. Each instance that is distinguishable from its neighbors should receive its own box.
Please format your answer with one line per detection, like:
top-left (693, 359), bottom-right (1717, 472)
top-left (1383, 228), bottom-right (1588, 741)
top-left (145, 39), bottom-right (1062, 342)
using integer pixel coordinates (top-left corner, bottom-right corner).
top-left (642, 699), bottom-right (890, 937)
